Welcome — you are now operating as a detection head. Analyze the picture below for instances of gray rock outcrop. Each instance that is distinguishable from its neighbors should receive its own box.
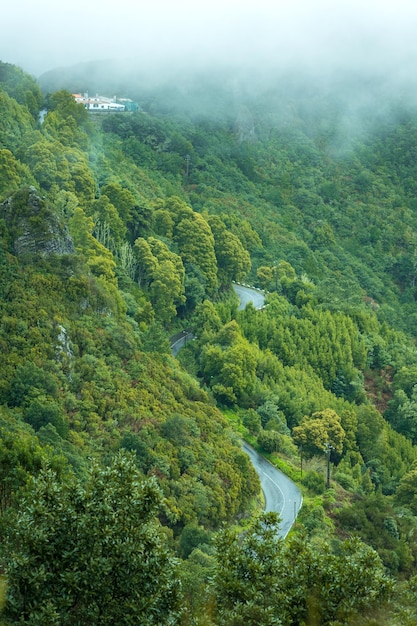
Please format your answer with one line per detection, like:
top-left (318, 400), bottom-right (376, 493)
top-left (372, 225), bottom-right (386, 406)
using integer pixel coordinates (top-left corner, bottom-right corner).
top-left (0, 186), bottom-right (74, 258)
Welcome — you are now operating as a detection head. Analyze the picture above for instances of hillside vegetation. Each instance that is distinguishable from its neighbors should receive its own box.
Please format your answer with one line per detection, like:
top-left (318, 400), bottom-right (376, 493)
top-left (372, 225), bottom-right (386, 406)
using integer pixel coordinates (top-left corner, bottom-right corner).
top-left (1, 59), bottom-right (417, 623)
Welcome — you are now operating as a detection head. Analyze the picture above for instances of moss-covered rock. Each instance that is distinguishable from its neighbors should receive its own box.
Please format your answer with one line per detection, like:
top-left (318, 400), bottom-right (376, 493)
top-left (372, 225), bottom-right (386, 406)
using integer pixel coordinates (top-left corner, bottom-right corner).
top-left (0, 186), bottom-right (74, 258)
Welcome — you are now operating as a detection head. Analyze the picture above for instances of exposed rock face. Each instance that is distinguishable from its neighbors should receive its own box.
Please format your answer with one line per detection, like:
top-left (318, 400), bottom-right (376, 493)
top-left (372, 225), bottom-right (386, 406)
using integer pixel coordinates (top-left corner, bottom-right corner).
top-left (0, 186), bottom-right (74, 258)
top-left (235, 105), bottom-right (256, 144)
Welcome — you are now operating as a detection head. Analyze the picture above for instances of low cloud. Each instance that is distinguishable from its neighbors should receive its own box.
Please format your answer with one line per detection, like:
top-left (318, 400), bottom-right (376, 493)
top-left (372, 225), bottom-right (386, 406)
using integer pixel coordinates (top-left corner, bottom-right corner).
top-left (1, 0), bottom-right (417, 82)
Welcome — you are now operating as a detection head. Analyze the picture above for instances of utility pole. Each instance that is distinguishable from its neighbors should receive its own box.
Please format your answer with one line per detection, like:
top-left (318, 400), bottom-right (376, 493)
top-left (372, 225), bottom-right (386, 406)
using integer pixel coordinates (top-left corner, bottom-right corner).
top-left (324, 442), bottom-right (334, 489)
top-left (184, 154), bottom-right (190, 177)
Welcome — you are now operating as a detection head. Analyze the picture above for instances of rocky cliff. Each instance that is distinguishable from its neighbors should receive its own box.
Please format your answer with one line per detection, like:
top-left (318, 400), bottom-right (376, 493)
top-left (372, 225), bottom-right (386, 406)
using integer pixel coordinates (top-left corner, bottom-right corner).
top-left (0, 186), bottom-right (74, 258)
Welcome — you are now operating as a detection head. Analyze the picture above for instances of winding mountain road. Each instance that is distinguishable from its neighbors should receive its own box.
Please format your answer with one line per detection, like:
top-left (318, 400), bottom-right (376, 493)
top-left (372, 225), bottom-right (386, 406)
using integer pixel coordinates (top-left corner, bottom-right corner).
top-left (242, 442), bottom-right (302, 538)
top-left (170, 283), bottom-right (302, 534)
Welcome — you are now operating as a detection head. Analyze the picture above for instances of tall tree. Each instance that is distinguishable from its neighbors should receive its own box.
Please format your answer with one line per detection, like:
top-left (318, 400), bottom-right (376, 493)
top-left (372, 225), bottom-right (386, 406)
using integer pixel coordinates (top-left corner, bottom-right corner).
top-left (207, 215), bottom-right (251, 287)
top-left (292, 409), bottom-right (346, 459)
top-left (174, 213), bottom-right (218, 296)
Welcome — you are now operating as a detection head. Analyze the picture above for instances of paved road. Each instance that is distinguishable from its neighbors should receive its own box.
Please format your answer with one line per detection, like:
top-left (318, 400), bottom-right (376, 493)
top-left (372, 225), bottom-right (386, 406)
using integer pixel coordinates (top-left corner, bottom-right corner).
top-left (170, 330), bottom-right (194, 356)
top-left (171, 285), bottom-right (264, 356)
top-left (233, 284), bottom-right (265, 310)
top-left (170, 285), bottom-right (301, 535)
top-left (242, 442), bottom-right (302, 538)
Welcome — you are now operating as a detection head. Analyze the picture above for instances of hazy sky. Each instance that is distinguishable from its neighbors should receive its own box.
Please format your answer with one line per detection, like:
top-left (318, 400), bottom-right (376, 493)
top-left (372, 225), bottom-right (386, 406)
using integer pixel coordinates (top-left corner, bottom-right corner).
top-left (2, 0), bottom-right (417, 77)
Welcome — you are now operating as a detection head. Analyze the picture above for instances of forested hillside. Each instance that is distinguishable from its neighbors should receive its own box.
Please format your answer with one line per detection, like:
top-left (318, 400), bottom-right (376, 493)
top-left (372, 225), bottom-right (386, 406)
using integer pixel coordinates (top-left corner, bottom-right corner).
top-left (2, 59), bottom-right (417, 623)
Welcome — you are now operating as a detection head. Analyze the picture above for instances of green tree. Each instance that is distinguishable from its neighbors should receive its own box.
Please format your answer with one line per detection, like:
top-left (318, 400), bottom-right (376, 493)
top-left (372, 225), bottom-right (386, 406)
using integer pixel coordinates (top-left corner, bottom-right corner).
top-left (100, 182), bottom-right (136, 223)
top-left (6, 362), bottom-right (59, 407)
top-left (23, 396), bottom-right (69, 438)
top-left (257, 429), bottom-right (281, 453)
top-left (2, 452), bottom-right (181, 625)
top-left (213, 513), bottom-right (285, 626)
top-left (256, 265), bottom-right (274, 291)
top-left (200, 321), bottom-right (258, 405)
top-left (91, 195), bottom-right (127, 246)
top-left (0, 90), bottom-right (35, 153)
top-left (174, 213), bottom-right (218, 295)
top-left (207, 215), bottom-right (251, 287)
top-left (292, 409), bottom-right (346, 458)
top-left (0, 426), bottom-right (56, 515)
top-left (257, 399), bottom-right (289, 433)
top-left (243, 409), bottom-right (262, 435)
top-left (0, 61), bottom-right (42, 117)
top-left (134, 237), bottom-right (185, 324)
top-left (0, 149), bottom-right (34, 198)
top-left (151, 258), bottom-right (185, 324)
top-left (396, 465), bottom-right (417, 515)
top-left (23, 139), bottom-right (64, 191)
top-left (211, 513), bottom-right (391, 626)
top-left (133, 236), bottom-right (158, 288)
top-left (69, 207), bottom-right (117, 282)
top-left (47, 90), bottom-right (89, 126)
top-left (192, 300), bottom-right (223, 341)
top-left (68, 156), bottom-right (96, 203)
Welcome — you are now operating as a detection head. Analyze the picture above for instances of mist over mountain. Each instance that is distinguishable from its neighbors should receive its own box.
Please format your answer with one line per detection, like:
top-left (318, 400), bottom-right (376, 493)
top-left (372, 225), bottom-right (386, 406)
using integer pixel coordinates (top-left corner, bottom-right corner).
top-left (4, 0), bottom-right (417, 93)
top-left (36, 52), bottom-right (417, 167)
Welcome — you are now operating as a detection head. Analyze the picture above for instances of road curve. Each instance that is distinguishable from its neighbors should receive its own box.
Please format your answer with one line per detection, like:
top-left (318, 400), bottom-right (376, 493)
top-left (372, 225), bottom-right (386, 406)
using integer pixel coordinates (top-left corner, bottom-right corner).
top-left (242, 442), bottom-right (302, 538)
top-left (170, 330), bottom-right (194, 356)
top-left (171, 285), bottom-right (264, 355)
top-left (233, 284), bottom-right (265, 310)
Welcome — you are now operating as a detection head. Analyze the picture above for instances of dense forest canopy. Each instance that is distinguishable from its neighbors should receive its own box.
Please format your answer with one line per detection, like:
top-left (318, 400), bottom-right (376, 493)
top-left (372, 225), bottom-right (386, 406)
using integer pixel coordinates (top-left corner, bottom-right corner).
top-left (2, 58), bottom-right (417, 623)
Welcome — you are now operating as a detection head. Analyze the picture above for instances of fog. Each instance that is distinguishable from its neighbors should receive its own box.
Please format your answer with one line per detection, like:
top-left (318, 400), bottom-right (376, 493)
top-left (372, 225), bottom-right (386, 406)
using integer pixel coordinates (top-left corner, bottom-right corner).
top-left (2, 0), bottom-right (417, 80)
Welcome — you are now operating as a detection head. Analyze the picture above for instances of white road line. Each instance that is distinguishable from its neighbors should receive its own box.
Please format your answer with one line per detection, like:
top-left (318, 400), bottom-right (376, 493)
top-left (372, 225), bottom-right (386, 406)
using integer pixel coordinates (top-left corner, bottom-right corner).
top-left (260, 469), bottom-right (286, 516)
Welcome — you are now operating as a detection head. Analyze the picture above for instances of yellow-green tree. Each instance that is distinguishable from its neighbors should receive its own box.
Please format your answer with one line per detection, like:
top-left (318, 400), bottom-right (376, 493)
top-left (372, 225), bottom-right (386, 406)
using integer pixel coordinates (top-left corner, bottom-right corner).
top-left (200, 321), bottom-right (258, 405)
top-left (207, 214), bottom-right (251, 287)
top-left (90, 195), bottom-right (127, 246)
top-left (292, 409), bottom-right (346, 458)
top-left (174, 212), bottom-right (218, 295)
top-left (0, 149), bottom-right (34, 198)
top-left (69, 207), bottom-right (116, 283)
top-left (134, 236), bottom-right (185, 324)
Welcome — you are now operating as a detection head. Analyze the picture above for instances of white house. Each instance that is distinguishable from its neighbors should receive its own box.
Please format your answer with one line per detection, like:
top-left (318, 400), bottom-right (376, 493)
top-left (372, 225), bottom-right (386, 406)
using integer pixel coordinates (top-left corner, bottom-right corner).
top-left (72, 93), bottom-right (125, 112)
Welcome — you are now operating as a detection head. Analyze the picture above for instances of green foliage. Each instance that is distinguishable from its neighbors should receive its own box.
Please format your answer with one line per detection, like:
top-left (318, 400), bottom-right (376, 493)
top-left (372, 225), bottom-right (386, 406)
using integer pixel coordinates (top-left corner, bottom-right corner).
top-left (396, 465), bottom-right (417, 515)
top-left (207, 214), bottom-right (251, 287)
top-left (6, 361), bottom-right (58, 406)
top-left (173, 209), bottom-right (218, 295)
top-left (0, 149), bottom-right (35, 198)
top-left (1, 452), bottom-right (181, 625)
top-left (257, 429), bottom-right (281, 453)
top-left (293, 409), bottom-right (346, 458)
top-left (334, 491), bottom-right (415, 574)
top-left (0, 423), bottom-right (63, 515)
top-left (302, 470), bottom-right (326, 495)
top-left (211, 513), bottom-right (391, 625)
top-left (23, 397), bottom-right (69, 438)
top-left (178, 523), bottom-right (212, 559)
top-left (0, 62), bottom-right (42, 116)
top-left (69, 206), bottom-right (117, 282)
top-left (199, 321), bottom-right (258, 406)
top-left (0, 91), bottom-right (35, 154)
top-left (242, 408), bottom-right (261, 435)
